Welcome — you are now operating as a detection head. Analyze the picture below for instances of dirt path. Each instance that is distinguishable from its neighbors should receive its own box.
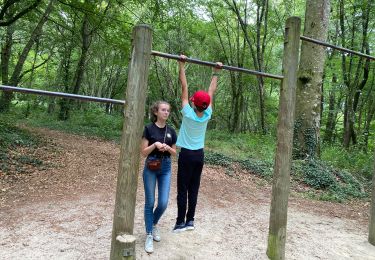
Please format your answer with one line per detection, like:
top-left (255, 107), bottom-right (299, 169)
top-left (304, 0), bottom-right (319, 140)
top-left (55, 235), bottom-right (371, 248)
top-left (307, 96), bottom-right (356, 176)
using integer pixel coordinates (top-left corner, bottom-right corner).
top-left (1, 128), bottom-right (374, 259)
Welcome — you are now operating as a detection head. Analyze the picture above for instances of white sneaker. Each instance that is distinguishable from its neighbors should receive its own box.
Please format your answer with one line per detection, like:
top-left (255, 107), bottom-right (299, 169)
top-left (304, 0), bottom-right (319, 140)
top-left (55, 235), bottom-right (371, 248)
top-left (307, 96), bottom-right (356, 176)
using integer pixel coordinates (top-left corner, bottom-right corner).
top-left (152, 225), bottom-right (161, 242)
top-left (144, 234), bottom-right (153, 253)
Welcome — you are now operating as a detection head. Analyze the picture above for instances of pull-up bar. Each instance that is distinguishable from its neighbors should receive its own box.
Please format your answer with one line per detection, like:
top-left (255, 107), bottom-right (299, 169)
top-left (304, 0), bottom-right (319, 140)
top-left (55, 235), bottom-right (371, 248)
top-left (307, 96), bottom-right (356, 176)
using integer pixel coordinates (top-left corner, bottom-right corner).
top-left (0, 85), bottom-right (125, 105)
top-left (300, 35), bottom-right (375, 61)
top-left (151, 51), bottom-right (284, 80)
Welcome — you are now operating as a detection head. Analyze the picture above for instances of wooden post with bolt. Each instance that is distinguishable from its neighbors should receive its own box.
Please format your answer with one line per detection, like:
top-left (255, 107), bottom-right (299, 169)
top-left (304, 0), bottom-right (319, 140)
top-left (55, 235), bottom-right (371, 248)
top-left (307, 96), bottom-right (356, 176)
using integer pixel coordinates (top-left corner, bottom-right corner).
top-left (267, 16), bottom-right (301, 260)
top-left (109, 24), bottom-right (153, 260)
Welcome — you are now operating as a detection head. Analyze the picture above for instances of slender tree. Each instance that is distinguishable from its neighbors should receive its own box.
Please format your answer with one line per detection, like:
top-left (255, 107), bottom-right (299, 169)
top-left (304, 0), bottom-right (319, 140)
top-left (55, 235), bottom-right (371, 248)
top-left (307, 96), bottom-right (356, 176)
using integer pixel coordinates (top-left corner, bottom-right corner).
top-left (0, 0), bottom-right (54, 112)
top-left (339, 0), bottom-right (371, 149)
top-left (1, 9), bottom-right (15, 85)
top-left (224, 0), bottom-right (270, 134)
top-left (58, 0), bottom-right (110, 120)
top-left (209, 3), bottom-right (247, 132)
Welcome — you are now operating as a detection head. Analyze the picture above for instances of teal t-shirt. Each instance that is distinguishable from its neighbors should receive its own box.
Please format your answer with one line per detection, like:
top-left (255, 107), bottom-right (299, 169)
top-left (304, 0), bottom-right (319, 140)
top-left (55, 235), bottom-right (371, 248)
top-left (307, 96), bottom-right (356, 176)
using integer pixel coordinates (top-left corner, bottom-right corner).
top-left (176, 104), bottom-right (212, 150)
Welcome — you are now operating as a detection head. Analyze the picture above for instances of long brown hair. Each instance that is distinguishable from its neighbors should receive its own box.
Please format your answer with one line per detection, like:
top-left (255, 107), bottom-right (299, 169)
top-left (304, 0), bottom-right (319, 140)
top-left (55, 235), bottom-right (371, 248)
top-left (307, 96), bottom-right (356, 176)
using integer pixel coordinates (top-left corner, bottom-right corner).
top-left (149, 101), bottom-right (170, 122)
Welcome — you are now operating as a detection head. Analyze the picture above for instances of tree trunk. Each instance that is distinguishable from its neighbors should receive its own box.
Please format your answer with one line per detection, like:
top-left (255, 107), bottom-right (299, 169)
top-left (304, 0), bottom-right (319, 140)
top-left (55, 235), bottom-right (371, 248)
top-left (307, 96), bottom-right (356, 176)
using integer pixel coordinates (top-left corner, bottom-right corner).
top-left (343, 94), bottom-right (357, 148)
top-left (105, 64), bottom-right (122, 114)
top-left (1, 18), bottom-right (14, 85)
top-left (257, 76), bottom-right (266, 133)
top-left (72, 14), bottom-right (91, 95)
top-left (0, 7), bottom-right (15, 112)
top-left (363, 98), bottom-right (375, 151)
top-left (323, 74), bottom-right (338, 143)
top-left (324, 92), bottom-right (336, 143)
top-left (57, 49), bottom-right (74, 119)
top-left (229, 72), bottom-right (245, 132)
top-left (57, 22), bottom-right (76, 119)
top-left (293, 0), bottom-right (330, 159)
top-left (226, 0), bottom-right (269, 133)
top-left (0, 0), bottom-right (54, 112)
top-left (340, 0), bottom-right (371, 149)
top-left (210, 8), bottom-right (247, 132)
top-left (59, 12), bottom-right (92, 120)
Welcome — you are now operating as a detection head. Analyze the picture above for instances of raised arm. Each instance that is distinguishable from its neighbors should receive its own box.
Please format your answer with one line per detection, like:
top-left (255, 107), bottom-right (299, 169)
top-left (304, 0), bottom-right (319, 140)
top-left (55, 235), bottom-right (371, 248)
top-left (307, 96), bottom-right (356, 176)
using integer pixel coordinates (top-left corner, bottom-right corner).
top-left (207, 62), bottom-right (223, 108)
top-left (179, 55), bottom-right (189, 108)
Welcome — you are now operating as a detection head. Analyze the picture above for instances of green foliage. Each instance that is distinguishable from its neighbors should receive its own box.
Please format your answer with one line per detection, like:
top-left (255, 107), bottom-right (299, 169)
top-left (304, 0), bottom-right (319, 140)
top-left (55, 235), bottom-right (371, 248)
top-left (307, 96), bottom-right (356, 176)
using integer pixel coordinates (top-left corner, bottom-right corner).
top-left (0, 115), bottom-right (39, 151)
top-left (24, 107), bottom-right (124, 142)
top-left (205, 130), bottom-right (275, 179)
top-left (321, 145), bottom-right (374, 181)
top-left (205, 149), bottom-right (367, 202)
top-left (301, 160), bottom-right (336, 189)
top-left (203, 127), bottom-right (369, 201)
top-left (205, 130), bottom-right (276, 162)
top-left (293, 118), bottom-right (318, 159)
top-left (239, 158), bottom-right (273, 179)
top-left (15, 155), bottom-right (43, 166)
top-left (0, 115), bottom-right (42, 173)
top-left (205, 150), bottom-right (273, 179)
top-left (205, 131), bottom-right (275, 179)
top-left (205, 129), bottom-right (369, 201)
top-left (204, 151), bottom-right (232, 167)
top-left (293, 159), bottom-right (367, 202)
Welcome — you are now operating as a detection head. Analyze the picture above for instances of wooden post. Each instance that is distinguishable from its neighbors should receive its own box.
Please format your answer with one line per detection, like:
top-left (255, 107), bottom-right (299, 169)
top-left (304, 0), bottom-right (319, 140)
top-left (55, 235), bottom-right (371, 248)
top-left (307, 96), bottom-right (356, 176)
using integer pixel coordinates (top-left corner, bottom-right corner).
top-left (267, 17), bottom-right (301, 260)
top-left (369, 149), bottom-right (375, 245)
top-left (109, 25), bottom-right (152, 260)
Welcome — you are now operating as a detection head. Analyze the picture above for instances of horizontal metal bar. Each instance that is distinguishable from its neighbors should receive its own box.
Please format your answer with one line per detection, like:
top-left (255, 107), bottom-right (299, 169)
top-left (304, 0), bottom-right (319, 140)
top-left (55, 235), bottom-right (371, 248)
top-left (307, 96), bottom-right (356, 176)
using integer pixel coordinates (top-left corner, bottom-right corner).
top-left (151, 51), bottom-right (284, 80)
top-left (300, 35), bottom-right (375, 61)
top-left (0, 85), bottom-right (125, 105)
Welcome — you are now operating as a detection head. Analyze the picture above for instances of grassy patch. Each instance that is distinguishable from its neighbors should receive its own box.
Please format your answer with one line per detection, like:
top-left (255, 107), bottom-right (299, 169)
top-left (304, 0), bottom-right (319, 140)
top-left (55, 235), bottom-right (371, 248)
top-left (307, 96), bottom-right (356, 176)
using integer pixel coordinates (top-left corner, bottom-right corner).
top-left (321, 145), bottom-right (373, 181)
top-left (23, 108), bottom-right (124, 142)
top-left (206, 130), bottom-right (275, 162)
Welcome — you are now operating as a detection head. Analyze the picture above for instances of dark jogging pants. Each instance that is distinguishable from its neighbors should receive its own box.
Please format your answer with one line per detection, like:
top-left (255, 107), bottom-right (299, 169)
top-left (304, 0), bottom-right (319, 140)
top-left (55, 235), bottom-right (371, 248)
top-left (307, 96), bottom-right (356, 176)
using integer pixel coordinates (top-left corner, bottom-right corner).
top-left (176, 147), bottom-right (204, 224)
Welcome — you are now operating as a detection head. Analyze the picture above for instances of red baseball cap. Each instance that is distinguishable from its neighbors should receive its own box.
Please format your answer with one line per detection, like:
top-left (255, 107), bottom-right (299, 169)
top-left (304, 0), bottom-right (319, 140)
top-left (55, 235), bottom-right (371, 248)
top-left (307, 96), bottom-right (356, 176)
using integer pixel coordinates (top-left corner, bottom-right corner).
top-left (190, 90), bottom-right (210, 109)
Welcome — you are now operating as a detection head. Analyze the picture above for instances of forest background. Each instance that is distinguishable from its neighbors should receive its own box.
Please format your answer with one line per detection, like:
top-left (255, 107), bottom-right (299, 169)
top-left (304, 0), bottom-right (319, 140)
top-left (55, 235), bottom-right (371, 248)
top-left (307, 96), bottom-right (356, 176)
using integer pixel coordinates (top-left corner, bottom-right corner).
top-left (0, 0), bottom-right (374, 202)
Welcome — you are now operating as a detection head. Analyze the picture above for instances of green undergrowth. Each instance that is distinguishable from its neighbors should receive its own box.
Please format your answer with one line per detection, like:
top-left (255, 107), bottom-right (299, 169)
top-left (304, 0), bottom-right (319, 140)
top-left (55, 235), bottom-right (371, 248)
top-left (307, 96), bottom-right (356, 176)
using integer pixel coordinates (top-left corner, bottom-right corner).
top-left (0, 115), bottom-right (43, 173)
top-left (205, 130), bottom-right (276, 162)
top-left (204, 130), bottom-right (370, 202)
top-left (205, 150), bottom-right (368, 202)
top-left (321, 145), bottom-right (374, 180)
top-left (205, 151), bottom-right (274, 179)
top-left (293, 159), bottom-right (367, 202)
top-left (22, 107), bottom-right (124, 142)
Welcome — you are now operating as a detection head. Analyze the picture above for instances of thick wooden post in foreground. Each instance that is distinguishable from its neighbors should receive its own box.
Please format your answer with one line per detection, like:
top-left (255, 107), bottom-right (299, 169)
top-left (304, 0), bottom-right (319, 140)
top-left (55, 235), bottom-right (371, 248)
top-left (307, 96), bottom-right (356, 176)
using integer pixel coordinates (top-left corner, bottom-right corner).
top-left (267, 17), bottom-right (301, 260)
top-left (110, 25), bottom-right (152, 260)
top-left (369, 150), bottom-right (375, 245)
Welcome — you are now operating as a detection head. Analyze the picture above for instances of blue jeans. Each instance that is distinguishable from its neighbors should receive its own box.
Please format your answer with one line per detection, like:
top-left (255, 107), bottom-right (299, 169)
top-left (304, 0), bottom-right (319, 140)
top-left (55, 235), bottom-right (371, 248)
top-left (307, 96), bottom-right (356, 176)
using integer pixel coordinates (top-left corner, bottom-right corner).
top-left (143, 156), bottom-right (172, 234)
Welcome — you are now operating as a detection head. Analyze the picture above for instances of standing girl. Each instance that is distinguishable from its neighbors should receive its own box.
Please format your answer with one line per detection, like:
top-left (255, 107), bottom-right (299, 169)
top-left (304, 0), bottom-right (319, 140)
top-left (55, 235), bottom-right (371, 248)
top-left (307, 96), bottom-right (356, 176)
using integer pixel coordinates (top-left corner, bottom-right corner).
top-left (141, 101), bottom-right (177, 253)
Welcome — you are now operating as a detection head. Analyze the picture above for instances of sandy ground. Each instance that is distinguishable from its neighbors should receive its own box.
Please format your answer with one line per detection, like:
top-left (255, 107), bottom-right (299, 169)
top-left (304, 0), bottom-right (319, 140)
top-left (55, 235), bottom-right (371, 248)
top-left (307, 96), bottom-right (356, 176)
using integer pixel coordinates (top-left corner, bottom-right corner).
top-left (1, 128), bottom-right (375, 260)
